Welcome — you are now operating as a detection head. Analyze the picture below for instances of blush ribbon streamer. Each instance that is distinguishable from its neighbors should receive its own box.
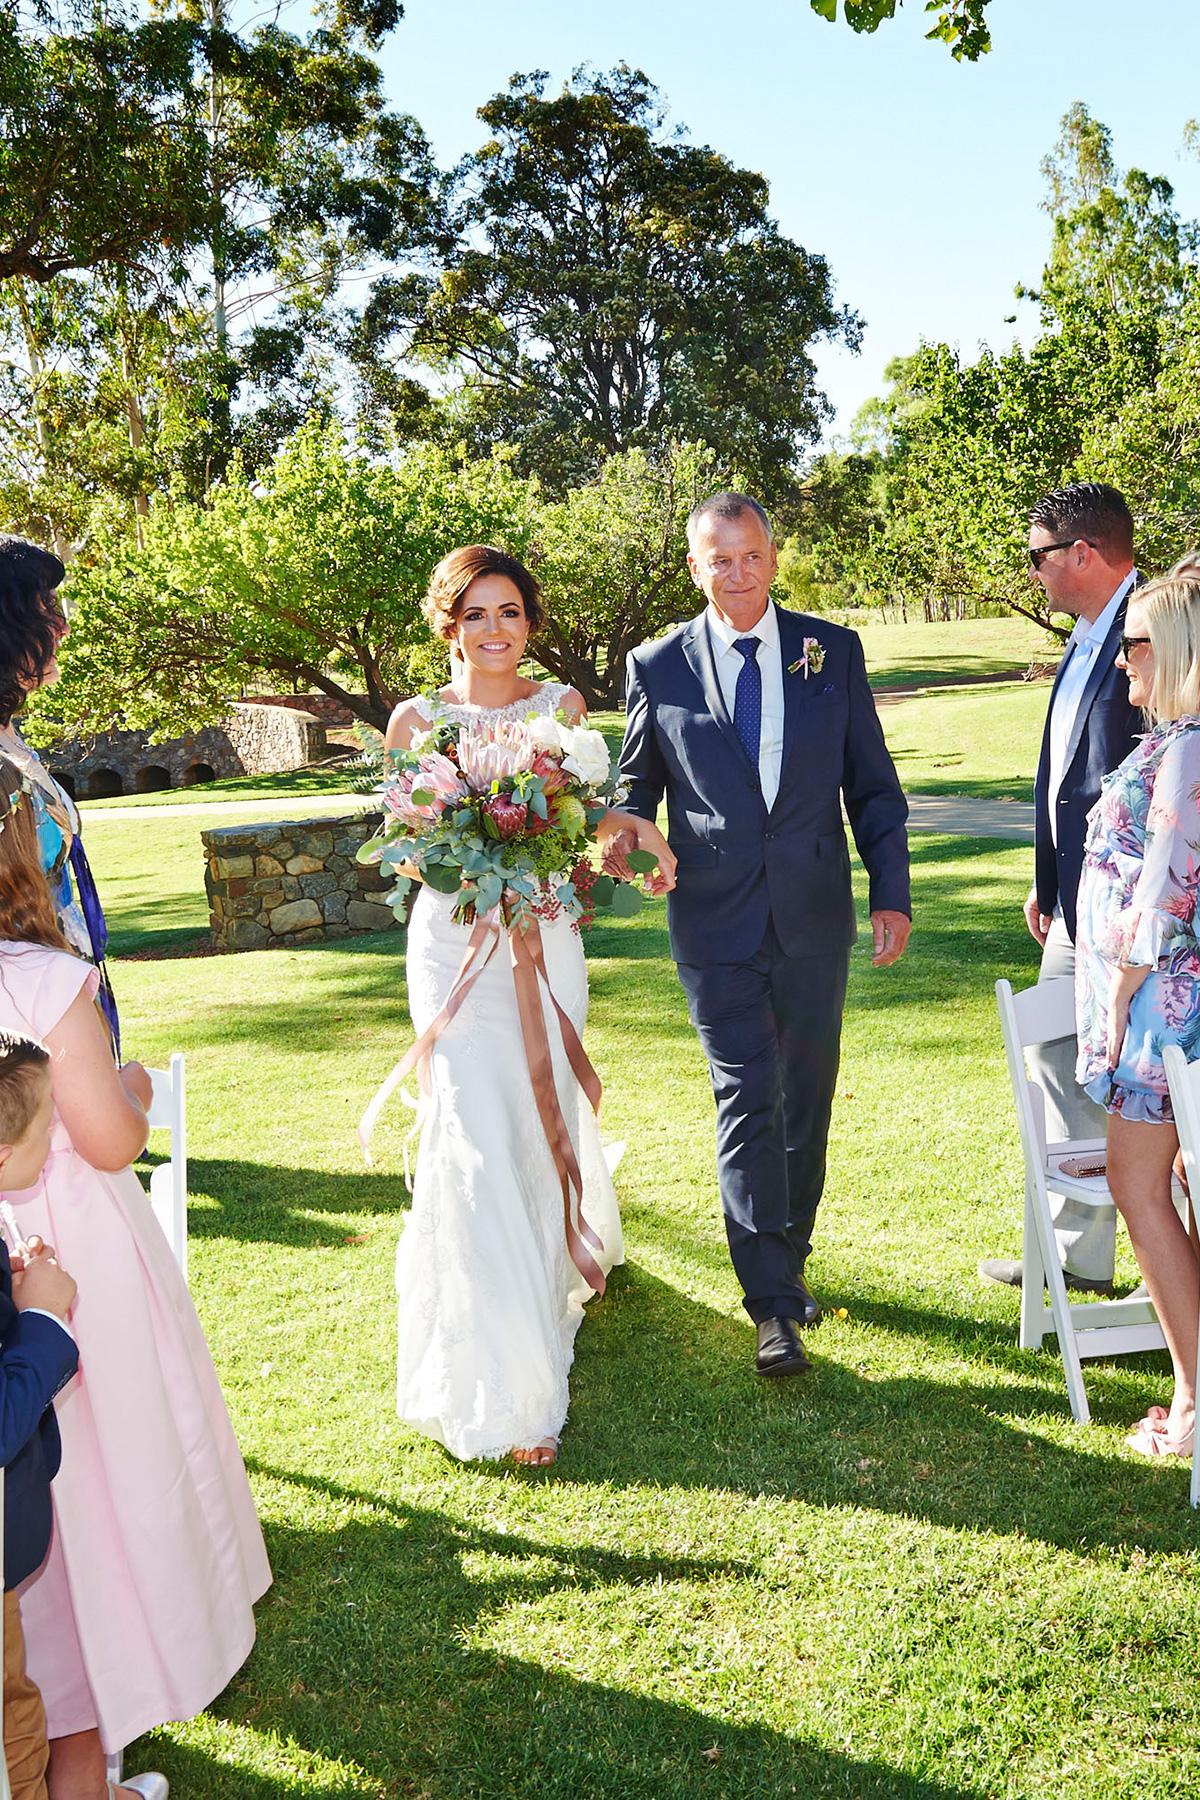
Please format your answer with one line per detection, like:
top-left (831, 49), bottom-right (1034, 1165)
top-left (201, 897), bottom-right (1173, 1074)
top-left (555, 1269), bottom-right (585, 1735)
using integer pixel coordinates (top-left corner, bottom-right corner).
top-left (358, 910), bottom-right (607, 1294)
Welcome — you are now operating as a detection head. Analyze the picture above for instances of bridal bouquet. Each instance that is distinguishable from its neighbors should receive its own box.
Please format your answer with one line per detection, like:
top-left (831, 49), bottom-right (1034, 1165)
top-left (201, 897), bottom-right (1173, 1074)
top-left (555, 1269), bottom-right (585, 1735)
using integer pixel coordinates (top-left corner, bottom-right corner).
top-left (358, 710), bottom-right (655, 928)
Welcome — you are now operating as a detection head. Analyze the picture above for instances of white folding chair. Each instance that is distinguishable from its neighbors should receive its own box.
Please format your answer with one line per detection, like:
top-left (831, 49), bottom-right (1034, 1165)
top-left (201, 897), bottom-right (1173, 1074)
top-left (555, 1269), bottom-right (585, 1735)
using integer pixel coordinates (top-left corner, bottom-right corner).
top-left (104, 1057), bottom-right (188, 1789)
top-left (145, 1054), bottom-right (188, 1282)
top-left (996, 976), bottom-right (1166, 1423)
top-left (1161, 1044), bottom-right (1200, 1506)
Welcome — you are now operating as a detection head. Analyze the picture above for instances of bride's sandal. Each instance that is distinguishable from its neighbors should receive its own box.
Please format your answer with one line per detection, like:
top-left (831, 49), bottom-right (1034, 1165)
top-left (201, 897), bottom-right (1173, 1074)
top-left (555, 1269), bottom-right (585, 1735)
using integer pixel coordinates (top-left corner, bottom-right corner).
top-left (511, 1438), bottom-right (558, 1467)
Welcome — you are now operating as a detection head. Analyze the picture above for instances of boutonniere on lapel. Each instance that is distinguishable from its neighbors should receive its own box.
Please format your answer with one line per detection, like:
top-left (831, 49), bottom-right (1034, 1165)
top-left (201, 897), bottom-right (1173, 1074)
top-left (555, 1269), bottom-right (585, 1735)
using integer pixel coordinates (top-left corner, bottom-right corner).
top-left (788, 638), bottom-right (825, 679)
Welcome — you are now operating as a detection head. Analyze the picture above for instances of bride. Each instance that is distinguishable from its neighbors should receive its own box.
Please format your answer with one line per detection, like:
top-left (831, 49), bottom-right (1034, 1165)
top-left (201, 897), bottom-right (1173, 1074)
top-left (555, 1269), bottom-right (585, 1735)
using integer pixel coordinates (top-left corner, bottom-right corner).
top-left (382, 545), bottom-right (675, 1467)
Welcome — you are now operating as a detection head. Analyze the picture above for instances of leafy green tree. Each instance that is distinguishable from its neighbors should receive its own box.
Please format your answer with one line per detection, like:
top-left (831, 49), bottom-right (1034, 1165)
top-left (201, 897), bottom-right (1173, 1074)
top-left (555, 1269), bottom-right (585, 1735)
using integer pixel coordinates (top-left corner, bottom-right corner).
top-left (0, 4), bottom-right (209, 283)
top-left (27, 423), bottom-right (537, 740)
top-left (807, 0), bottom-right (993, 61)
top-left (841, 108), bottom-right (1196, 628)
top-left (0, 0), bottom-right (439, 548)
top-left (529, 442), bottom-right (719, 708)
top-left (357, 66), bottom-right (856, 502)
top-left (1029, 103), bottom-right (1197, 320)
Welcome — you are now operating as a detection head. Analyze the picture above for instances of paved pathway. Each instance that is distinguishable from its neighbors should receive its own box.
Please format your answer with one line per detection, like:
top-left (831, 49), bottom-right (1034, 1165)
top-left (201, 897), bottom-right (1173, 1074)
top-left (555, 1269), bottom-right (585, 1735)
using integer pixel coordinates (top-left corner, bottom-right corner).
top-left (904, 794), bottom-right (1034, 842)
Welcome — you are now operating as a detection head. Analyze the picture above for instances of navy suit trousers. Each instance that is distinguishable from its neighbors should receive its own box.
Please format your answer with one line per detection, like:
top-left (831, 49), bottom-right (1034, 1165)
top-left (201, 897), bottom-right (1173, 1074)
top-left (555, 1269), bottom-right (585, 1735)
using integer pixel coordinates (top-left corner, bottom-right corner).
top-left (676, 918), bottom-right (850, 1323)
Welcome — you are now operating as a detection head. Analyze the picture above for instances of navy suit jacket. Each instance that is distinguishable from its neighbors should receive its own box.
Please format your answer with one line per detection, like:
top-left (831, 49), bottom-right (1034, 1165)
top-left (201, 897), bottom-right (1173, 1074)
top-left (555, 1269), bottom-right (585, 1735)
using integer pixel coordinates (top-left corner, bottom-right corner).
top-left (620, 605), bottom-right (910, 965)
top-left (0, 1243), bottom-right (78, 1590)
top-left (1034, 592), bottom-right (1143, 941)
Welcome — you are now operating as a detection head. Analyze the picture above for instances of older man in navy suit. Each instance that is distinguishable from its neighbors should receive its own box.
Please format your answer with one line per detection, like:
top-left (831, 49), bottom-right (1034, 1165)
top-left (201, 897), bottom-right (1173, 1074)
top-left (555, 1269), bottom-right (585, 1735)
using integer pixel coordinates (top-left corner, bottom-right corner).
top-left (611, 491), bottom-right (910, 1376)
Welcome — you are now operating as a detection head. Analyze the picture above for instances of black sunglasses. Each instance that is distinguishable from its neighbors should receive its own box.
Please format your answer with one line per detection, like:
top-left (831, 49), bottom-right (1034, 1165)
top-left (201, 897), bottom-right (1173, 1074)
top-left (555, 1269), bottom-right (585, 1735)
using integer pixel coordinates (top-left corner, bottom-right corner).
top-left (1120, 636), bottom-right (1151, 658)
top-left (1028, 538), bottom-right (1095, 570)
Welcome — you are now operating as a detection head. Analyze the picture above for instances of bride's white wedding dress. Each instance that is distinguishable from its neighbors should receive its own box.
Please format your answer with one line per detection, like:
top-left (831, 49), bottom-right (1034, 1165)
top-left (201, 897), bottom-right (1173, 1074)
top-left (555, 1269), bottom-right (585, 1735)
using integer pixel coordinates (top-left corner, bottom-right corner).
top-left (395, 683), bottom-right (624, 1459)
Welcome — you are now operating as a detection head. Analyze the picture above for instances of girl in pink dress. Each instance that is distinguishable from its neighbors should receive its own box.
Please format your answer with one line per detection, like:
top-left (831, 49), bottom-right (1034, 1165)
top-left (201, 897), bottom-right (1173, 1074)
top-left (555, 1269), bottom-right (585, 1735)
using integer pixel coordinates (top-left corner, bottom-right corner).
top-left (0, 761), bottom-right (271, 1799)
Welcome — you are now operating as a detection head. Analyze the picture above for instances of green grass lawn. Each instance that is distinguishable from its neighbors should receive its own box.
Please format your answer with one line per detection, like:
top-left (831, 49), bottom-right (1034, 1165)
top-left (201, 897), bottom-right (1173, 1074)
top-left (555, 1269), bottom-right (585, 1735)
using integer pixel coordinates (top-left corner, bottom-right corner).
top-left (81, 803), bottom-right (1200, 1800)
top-left (76, 761), bottom-right (365, 811)
top-left (598, 671), bottom-right (1050, 808)
top-left (879, 681), bottom-right (1049, 804)
top-left (852, 615), bottom-right (1052, 690)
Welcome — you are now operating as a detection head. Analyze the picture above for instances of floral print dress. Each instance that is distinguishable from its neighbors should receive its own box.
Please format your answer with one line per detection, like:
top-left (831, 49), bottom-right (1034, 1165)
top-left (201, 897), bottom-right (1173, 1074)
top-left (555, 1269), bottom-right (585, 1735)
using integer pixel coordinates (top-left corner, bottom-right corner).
top-left (1076, 717), bottom-right (1200, 1122)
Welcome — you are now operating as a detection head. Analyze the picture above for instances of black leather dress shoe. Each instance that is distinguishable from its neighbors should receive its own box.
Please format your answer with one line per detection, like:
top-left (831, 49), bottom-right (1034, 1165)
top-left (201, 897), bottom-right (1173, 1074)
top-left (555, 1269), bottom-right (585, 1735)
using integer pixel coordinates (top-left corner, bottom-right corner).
top-left (755, 1317), bottom-right (812, 1377)
top-left (797, 1273), bottom-right (822, 1328)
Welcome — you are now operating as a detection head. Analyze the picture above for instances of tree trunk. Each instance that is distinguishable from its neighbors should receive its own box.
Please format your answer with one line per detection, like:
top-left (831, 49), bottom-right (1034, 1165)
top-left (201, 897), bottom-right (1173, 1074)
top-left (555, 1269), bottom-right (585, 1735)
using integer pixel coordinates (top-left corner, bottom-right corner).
top-left (16, 284), bottom-right (72, 563)
top-left (121, 340), bottom-right (150, 546)
top-left (206, 0), bottom-right (232, 487)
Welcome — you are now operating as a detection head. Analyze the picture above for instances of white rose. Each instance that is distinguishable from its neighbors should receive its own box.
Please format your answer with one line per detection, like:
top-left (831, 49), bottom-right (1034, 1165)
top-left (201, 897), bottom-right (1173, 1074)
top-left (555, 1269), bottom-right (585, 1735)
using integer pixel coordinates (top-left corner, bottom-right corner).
top-left (560, 725), bottom-right (612, 789)
top-left (527, 714), bottom-right (566, 754)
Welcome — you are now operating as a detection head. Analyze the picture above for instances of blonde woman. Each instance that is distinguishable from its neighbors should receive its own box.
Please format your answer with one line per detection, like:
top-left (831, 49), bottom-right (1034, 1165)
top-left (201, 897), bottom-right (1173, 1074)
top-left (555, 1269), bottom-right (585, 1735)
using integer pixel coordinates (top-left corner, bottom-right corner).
top-left (1074, 562), bottom-right (1200, 1458)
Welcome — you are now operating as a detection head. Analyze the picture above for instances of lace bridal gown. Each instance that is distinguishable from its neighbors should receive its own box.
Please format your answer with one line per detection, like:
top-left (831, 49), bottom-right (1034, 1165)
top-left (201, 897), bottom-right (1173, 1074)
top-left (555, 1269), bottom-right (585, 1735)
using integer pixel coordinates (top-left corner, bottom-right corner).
top-left (395, 683), bottom-right (624, 1460)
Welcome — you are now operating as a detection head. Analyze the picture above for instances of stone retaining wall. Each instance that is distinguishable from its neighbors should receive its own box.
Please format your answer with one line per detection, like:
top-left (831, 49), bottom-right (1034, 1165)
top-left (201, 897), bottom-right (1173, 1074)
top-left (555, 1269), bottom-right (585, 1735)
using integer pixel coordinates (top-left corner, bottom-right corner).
top-left (202, 811), bottom-right (402, 950)
top-left (240, 692), bottom-right (365, 728)
top-left (48, 703), bottom-right (327, 800)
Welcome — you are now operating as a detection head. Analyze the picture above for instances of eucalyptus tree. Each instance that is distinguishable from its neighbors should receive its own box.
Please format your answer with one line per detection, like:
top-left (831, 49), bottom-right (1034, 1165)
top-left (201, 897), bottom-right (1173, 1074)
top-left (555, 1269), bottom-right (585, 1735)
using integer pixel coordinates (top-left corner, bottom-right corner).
top-left (357, 65), bottom-right (857, 503)
top-left (0, 0), bottom-right (439, 547)
top-left (837, 108), bottom-right (1200, 626)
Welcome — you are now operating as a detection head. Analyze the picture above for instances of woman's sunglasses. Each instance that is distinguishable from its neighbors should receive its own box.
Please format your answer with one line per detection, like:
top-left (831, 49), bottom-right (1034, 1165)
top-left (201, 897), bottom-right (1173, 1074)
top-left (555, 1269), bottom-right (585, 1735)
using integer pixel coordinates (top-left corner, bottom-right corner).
top-left (1119, 636), bottom-right (1151, 658)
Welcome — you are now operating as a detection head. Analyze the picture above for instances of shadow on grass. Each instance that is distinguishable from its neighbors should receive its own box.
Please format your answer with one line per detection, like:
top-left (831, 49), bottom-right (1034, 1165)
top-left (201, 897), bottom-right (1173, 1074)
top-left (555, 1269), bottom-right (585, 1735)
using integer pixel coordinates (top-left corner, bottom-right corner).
top-left (870, 661), bottom-right (1031, 690)
top-left (78, 763), bottom-right (360, 812)
top-left (565, 1265), bottom-right (1195, 1556)
top-left (186, 1159), bottom-right (408, 1245)
top-left (131, 1467), bottom-right (993, 1800)
top-left (900, 776), bottom-right (1035, 803)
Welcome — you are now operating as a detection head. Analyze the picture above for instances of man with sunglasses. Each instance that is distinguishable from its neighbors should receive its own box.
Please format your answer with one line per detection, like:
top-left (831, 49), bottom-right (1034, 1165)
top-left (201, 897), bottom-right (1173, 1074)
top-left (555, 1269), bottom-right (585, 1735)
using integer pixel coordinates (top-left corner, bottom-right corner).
top-left (980, 481), bottom-right (1142, 1297)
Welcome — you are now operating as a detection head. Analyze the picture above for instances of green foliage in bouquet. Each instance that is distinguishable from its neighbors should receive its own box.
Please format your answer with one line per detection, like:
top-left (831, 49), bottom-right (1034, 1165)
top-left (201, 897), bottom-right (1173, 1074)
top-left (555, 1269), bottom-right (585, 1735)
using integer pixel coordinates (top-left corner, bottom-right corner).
top-left (356, 710), bottom-right (659, 930)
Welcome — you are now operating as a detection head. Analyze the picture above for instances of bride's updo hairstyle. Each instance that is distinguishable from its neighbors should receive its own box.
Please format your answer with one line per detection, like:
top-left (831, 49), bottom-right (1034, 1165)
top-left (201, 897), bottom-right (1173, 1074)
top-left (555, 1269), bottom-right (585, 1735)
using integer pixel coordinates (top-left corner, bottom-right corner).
top-left (423, 545), bottom-right (547, 643)
top-left (1139, 561), bottom-right (1200, 724)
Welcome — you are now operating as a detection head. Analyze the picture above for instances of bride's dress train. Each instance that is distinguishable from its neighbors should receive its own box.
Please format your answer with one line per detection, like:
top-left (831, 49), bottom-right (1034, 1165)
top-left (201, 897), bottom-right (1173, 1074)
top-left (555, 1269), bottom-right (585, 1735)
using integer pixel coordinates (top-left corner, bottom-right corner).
top-left (394, 691), bottom-right (624, 1460)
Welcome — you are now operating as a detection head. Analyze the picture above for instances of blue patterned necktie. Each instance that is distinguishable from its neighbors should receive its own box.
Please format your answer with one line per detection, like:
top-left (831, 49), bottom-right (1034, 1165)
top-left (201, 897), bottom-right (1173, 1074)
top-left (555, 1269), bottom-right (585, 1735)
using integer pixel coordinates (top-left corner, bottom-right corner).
top-left (733, 637), bottom-right (761, 765)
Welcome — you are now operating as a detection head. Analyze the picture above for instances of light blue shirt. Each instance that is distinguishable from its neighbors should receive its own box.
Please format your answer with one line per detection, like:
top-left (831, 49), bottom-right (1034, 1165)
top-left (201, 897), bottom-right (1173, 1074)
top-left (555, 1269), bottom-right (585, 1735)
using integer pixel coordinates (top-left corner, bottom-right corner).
top-left (1048, 571), bottom-right (1136, 848)
top-left (707, 602), bottom-right (786, 809)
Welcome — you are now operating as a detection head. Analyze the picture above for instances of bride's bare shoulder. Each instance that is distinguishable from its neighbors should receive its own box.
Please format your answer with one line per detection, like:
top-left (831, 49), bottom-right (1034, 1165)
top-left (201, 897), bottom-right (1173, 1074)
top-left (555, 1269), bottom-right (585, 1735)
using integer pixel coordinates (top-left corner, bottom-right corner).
top-left (555, 685), bottom-right (587, 724)
top-left (384, 696), bottom-right (433, 752)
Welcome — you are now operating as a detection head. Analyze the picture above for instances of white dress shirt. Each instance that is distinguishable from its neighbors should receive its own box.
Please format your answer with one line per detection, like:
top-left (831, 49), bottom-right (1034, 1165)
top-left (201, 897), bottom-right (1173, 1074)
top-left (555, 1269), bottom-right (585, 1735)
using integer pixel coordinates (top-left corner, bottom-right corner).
top-left (706, 602), bottom-right (785, 810)
top-left (1047, 571), bottom-right (1135, 848)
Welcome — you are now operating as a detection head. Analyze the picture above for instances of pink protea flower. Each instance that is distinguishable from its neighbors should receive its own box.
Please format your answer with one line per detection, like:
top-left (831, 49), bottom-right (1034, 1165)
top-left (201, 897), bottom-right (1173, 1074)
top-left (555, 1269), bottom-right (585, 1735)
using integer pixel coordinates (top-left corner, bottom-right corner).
top-left (384, 751), bottom-right (466, 823)
top-left (420, 751), bottom-right (469, 799)
top-left (532, 750), bottom-right (568, 794)
top-left (483, 794), bottom-right (528, 839)
top-left (457, 720), bottom-right (538, 789)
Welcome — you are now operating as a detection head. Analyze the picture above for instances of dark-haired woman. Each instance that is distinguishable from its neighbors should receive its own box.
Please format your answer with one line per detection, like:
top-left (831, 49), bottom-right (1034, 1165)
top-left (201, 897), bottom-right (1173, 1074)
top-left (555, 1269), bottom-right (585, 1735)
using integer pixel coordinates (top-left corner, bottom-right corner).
top-left (382, 545), bottom-right (674, 1467)
top-left (0, 538), bottom-right (118, 1047)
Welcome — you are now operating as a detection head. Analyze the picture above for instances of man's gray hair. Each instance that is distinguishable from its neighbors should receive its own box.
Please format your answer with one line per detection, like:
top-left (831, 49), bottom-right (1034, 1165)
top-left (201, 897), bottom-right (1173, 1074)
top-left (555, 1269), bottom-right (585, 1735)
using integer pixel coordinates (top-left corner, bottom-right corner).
top-left (686, 491), bottom-right (774, 551)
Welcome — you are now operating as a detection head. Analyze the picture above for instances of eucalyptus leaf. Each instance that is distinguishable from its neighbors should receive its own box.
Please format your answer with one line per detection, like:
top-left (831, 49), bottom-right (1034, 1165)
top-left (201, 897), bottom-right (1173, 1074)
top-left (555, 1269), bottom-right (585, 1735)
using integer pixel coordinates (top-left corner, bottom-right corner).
top-left (610, 882), bottom-right (643, 918)
top-left (590, 874), bottom-right (615, 907)
top-left (423, 863), bottom-right (463, 895)
top-left (625, 848), bottom-right (659, 874)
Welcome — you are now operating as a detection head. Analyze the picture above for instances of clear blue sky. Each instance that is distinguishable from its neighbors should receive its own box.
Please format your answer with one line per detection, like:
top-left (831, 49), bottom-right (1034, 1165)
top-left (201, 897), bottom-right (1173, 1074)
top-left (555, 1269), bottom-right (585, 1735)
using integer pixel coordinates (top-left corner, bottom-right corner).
top-left (374, 0), bottom-right (1200, 443)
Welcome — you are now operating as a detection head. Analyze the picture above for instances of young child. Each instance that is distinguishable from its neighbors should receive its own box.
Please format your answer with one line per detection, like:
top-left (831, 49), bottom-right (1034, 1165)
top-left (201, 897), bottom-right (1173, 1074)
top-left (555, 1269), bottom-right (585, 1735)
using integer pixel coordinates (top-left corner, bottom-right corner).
top-left (0, 1033), bottom-right (79, 1800)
